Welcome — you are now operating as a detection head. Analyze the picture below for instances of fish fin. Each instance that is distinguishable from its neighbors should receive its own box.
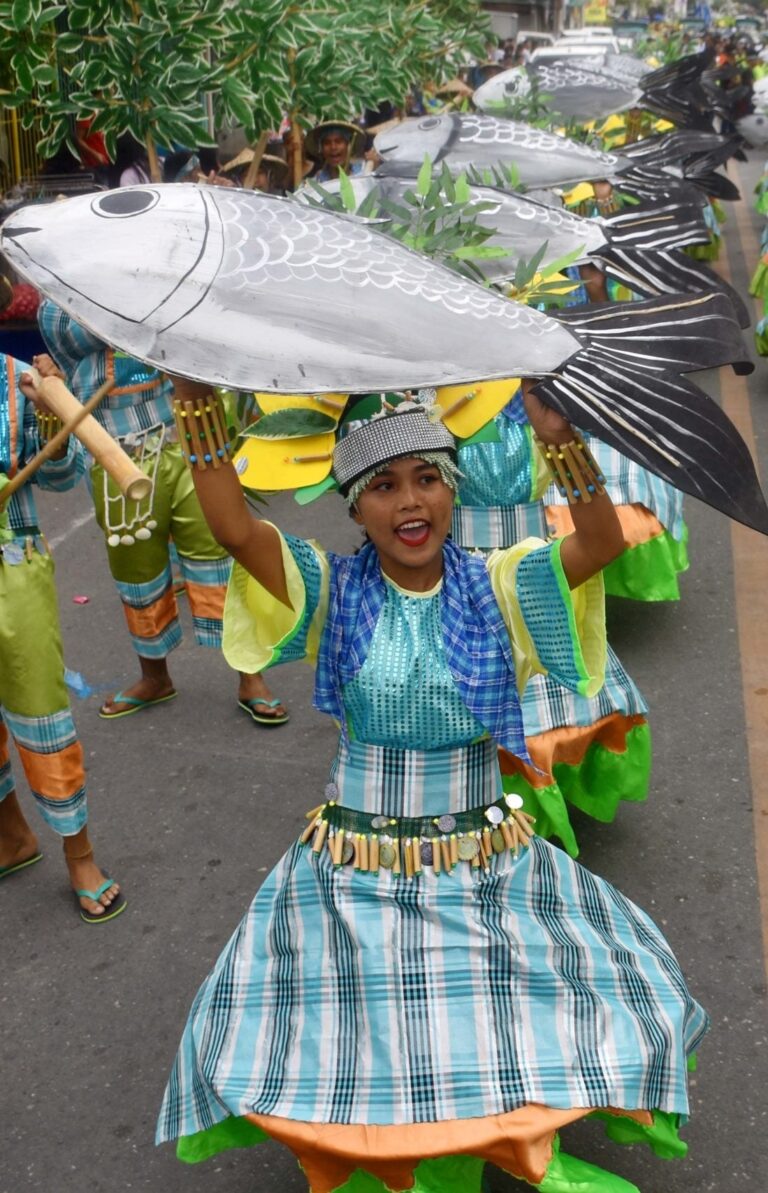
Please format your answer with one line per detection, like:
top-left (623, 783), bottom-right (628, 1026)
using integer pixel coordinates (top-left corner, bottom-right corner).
top-left (531, 361), bottom-right (768, 535)
top-left (552, 290), bottom-right (751, 374)
top-left (597, 248), bottom-right (752, 329)
top-left (601, 201), bottom-right (710, 252)
top-left (684, 170), bottom-right (741, 202)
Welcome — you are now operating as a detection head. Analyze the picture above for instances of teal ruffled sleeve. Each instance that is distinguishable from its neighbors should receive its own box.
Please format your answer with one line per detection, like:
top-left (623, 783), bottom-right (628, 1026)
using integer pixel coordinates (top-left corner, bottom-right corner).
top-left (487, 537), bottom-right (606, 698)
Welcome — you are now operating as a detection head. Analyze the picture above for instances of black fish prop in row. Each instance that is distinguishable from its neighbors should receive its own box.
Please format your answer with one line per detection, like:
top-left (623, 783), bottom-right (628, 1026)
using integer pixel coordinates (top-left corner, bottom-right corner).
top-left (1, 185), bottom-right (763, 532)
top-left (619, 129), bottom-right (743, 203)
top-left (303, 174), bottom-right (750, 320)
top-left (374, 114), bottom-right (736, 202)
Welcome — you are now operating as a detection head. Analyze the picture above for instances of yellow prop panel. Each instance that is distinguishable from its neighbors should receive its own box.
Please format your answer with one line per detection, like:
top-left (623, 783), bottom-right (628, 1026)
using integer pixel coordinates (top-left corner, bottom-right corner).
top-left (254, 392), bottom-right (348, 419)
top-left (234, 432), bottom-right (335, 491)
top-left (433, 378), bottom-right (521, 439)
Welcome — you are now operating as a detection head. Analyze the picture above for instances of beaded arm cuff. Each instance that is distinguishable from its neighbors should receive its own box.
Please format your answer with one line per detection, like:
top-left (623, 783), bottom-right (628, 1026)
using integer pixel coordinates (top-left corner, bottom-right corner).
top-left (173, 393), bottom-right (231, 469)
top-left (535, 433), bottom-right (606, 504)
top-left (35, 409), bottom-right (65, 443)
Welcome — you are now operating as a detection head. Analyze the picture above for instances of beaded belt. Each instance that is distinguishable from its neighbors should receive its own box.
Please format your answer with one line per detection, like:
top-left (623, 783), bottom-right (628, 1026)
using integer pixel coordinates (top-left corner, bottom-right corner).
top-left (299, 792), bottom-right (536, 878)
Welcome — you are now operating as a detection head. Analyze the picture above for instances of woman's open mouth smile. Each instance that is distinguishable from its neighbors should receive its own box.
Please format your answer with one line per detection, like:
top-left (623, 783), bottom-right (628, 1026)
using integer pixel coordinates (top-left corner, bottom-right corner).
top-left (395, 519), bottom-right (431, 547)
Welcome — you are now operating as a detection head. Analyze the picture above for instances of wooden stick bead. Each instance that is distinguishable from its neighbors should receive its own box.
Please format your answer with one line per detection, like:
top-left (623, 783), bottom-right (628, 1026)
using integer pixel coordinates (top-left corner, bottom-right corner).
top-left (440, 838), bottom-right (452, 872)
top-left (358, 834), bottom-right (369, 872)
top-left (332, 829), bottom-right (345, 867)
top-left (432, 836), bottom-right (441, 875)
top-left (449, 835), bottom-right (459, 867)
top-left (300, 817), bottom-right (320, 845)
top-left (312, 819), bottom-right (329, 854)
top-left (500, 821), bottom-right (515, 851)
top-left (369, 835), bottom-right (380, 874)
top-left (392, 838), bottom-right (401, 875)
top-left (404, 839), bottom-right (414, 880)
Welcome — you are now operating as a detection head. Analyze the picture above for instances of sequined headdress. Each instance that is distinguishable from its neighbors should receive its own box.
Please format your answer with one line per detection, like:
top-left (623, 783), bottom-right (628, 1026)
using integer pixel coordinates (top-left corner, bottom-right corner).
top-left (333, 402), bottom-right (456, 498)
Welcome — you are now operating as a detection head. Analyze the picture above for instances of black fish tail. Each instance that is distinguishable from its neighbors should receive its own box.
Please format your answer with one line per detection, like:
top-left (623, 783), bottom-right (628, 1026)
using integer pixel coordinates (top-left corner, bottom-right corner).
top-left (602, 202), bottom-right (710, 251)
top-left (532, 295), bottom-right (766, 533)
top-left (532, 362), bottom-right (768, 533)
top-left (597, 248), bottom-right (752, 329)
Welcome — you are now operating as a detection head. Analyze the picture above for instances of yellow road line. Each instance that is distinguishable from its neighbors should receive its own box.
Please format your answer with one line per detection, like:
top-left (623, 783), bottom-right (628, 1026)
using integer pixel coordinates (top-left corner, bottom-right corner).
top-left (715, 160), bottom-right (768, 979)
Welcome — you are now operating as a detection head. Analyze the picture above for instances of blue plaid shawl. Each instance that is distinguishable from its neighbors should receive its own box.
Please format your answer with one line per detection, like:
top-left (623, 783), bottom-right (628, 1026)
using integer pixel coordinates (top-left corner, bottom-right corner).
top-left (314, 539), bottom-right (531, 761)
top-left (0, 356), bottom-right (15, 476)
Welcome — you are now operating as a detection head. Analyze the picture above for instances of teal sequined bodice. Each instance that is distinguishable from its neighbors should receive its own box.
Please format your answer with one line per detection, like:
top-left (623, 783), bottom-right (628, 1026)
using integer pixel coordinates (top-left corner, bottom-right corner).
top-left (342, 579), bottom-right (487, 750)
top-left (457, 416), bottom-right (533, 508)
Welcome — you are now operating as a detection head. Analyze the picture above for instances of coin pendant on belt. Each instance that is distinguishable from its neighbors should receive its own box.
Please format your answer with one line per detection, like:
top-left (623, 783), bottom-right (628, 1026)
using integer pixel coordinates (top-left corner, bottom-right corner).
top-left (420, 841), bottom-right (434, 866)
top-left (491, 829), bottom-right (506, 853)
top-left (341, 838), bottom-right (355, 864)
top-left (457, 836), bottom-right (479, 861)
top-left (504, 792), bottom-right (524, 810)
top-left (485, 805), bottom-right (504, 825)
top-left (437, 814), bottom-right (456, 833)
top-left (378, 843), bottom-right (396, 869)
top-left (371, 815), bottom-right (390, 831)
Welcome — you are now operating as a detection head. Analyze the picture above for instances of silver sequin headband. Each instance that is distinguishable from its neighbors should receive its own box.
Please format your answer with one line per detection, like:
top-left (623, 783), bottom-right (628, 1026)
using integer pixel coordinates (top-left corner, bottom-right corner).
top-left (333, 407), bottom-right (456, 499)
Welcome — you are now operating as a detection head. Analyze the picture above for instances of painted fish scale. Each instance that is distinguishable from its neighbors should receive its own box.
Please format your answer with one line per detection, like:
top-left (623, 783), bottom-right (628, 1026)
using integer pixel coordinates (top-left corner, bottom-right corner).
top-left (215, 192), bottom-right (560, 329)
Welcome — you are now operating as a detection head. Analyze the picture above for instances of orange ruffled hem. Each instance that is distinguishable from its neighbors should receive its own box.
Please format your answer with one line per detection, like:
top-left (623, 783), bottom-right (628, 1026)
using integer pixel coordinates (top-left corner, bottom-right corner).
top-left (546, 502), bottom-right (664, 550)
top-left (247, 1104), bottom-right (652, 1192)
top-left (501, 712), bottom-right (647, 789)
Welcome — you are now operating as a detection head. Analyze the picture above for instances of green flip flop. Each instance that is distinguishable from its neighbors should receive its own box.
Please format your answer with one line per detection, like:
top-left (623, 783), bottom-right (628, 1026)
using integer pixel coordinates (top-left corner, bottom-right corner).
top-left (0, 851), bottom-right (43, 880)
top-left (76, 879), bottom-right (127, 924)
top-left (99, 689), bottom-right (177, 719)
top-left (238, 697), bottom-right (289, 726)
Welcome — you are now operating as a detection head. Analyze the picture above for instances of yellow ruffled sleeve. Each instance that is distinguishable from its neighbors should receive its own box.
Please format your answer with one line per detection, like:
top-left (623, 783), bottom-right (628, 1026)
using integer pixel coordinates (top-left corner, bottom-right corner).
top-left (222, 523), bottom-right (329, 675)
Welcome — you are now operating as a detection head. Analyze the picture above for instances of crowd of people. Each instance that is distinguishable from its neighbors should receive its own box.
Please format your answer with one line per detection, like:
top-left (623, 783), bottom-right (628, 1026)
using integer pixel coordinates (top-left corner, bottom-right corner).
top-left (1, 17), bottom-right (766, 1193)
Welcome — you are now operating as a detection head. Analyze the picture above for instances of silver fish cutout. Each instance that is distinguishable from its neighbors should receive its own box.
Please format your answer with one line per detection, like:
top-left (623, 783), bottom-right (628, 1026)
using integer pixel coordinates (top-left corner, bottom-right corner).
top-left (473, 62), bottom-right (642, 124)
top-left (1, 184), bottom-right (765, 533)
top-left (374, 114), bottom-right (632, 189)
top-left (302, 173), bottom-right (712, 292)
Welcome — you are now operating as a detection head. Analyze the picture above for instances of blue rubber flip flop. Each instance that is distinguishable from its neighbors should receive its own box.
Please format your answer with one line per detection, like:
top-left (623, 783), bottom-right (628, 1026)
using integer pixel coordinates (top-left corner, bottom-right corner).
top-left (99, 690), bottom-right (177, 719)
top-left (76, 880), bottom-right (127, 924)
top-left (238, 697), bottom-right (289, 726)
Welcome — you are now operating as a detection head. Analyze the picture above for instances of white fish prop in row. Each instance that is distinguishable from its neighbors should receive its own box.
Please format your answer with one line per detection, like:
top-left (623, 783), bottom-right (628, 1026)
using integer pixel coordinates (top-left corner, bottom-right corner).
top-left (473, 61), bottom-right (643, 126)
top-left (373, 114), bottom-right (734, 204)
top-left (302, 173), bottom-right (755, 326)
top-left (2, 184), bottom-right (765, 532)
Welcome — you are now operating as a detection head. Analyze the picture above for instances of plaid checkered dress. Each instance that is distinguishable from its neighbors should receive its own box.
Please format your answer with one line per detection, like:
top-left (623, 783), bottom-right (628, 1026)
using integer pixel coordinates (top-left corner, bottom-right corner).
top-left (157, 537), bottom-right (706, 1146)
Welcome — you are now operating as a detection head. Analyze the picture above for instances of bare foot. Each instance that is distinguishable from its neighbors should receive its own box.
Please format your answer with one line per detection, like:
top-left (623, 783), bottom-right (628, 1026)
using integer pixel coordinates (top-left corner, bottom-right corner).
top-left (238, 672), bottom-right (288, 722)
top-left (99, 675), bottom-right (176, 717)
top-left (65, 853), bottom-right (121, 916)
top-left (0, 791), bottom-right (41, 873)
top-left (0, 826), bottom-right (40, 872)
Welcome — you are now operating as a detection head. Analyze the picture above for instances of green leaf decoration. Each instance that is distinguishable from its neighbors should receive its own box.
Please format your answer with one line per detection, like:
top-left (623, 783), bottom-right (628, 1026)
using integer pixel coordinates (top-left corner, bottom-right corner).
top-left (539, 245), bottom-right (586, 279)
top-left (294, 475), bottom-right (339, 504)
top-left (416, 155), bottom-right (433, 199)
top-left (457, 422), bottom-right (502, 447)
top-left (244, 409), bottom-right (337, 440)
top-left (337, 167), bottom-right (357, 215)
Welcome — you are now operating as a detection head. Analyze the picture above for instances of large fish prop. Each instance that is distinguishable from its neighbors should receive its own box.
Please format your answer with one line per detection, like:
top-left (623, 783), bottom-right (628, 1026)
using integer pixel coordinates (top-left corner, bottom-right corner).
top-left (2, 184), bottom-right (764, 532)
top-left (302, 174), bottom-right (750, 326)
top-left (373, 115), bottom-right (735, 204)
top-left (618, 129), bottom-right (743, 203)
top-left (473, 61), bottom-right (643, 126)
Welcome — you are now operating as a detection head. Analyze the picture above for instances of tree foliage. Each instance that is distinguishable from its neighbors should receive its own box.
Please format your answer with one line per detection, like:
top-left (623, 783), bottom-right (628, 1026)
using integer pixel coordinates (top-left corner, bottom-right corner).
top-left (0, 0), bottom-right (491, 163)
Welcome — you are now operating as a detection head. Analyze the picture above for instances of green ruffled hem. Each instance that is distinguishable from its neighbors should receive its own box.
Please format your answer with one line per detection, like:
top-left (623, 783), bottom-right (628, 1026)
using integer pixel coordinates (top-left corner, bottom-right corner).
top-left (756, 325), bottom-right (768, 356)
top-left (749, 260), bottom-right (768, 298)
top-left (684, 241), bottom-right (720, 261)
top-left (603, 526), bottom-right (689, 602)
top-left (503, 723), bottom-right (652, 858)
top-left (176, 1107), bottom-right (688, 1190)
top-left (756, 192), bottom-right (768, 216)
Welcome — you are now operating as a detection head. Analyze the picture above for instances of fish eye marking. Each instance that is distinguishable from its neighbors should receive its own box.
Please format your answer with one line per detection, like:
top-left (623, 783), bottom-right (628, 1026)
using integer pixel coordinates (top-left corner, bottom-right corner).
top-left (91, 189), bottom-right (160, 219)
top-left (418, 118), bottom-right (441, 130)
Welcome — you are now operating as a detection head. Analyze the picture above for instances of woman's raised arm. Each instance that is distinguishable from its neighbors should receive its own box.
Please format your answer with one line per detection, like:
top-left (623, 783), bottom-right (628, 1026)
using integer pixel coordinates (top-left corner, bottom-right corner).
top-left (171, 376), bottom-right (290, 606)
top-left (521, 379), bottom-right (624, 589)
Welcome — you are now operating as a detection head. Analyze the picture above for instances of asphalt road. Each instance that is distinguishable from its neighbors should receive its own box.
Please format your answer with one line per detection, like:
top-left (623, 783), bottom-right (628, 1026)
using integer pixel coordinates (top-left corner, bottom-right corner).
top-left (2, 154), bottom-right (768, 1193)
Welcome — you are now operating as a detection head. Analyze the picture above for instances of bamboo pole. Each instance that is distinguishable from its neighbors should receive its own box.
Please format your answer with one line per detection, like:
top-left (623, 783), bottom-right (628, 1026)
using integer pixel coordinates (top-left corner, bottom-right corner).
top-left (0, 379), bottom-right (112, 508)
top-left (243, 130), bottom-right (270, 191)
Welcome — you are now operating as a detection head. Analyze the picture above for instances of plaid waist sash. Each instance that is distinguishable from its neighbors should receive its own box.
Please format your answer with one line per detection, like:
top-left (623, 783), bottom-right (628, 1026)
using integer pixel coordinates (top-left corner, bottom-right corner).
top-left (451, 502), bottom-right (547, 550)
top-left (329, 738), bottom-right (502, 818)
